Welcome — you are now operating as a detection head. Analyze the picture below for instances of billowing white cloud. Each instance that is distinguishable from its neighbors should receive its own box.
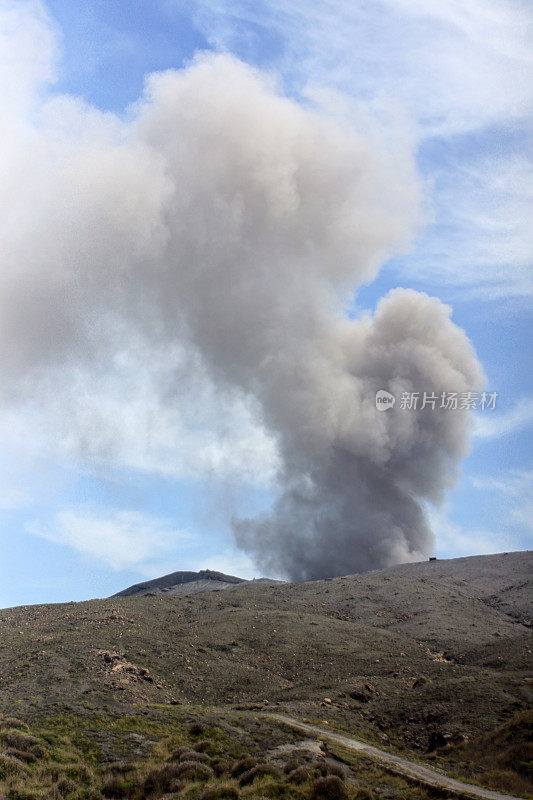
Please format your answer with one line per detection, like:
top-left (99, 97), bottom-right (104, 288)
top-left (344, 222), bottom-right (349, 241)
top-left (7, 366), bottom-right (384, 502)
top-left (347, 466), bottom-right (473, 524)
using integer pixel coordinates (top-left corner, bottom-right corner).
top-left (190, 0), bottom-right (533, 300)
top-left (188, 550), bottom-right (261, 581)
top-left (0, 0), bottom-right (57, 115)
top-left (0, 340), bottom-right (280, 486)
top-left (1, 8), bottom-right (486, 579)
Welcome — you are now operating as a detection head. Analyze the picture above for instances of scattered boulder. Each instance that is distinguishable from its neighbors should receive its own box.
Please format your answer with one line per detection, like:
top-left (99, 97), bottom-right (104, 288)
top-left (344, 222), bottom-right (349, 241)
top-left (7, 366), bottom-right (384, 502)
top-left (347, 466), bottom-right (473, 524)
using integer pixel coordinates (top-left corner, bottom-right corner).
top-left (349, 684), bottom-right (373, 703)
top-left (102, 651), bottom-right (120, 664)
top-left (98, 650), bottom-right (154, 683)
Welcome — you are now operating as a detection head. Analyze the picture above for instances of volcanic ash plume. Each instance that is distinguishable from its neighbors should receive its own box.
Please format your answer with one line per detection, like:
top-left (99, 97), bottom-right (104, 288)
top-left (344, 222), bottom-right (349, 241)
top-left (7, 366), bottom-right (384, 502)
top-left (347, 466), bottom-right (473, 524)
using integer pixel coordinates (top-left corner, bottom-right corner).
top-left (233, 289), bottom-right (484, 579)
top-left (0, 39), bottom-right (484, 578)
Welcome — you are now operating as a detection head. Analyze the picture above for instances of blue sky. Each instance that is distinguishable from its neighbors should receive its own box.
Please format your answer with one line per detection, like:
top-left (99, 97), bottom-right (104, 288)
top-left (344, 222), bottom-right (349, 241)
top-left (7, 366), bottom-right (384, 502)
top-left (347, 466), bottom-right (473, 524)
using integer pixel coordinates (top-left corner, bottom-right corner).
top-left (0, 0), bottom-right (531, 607)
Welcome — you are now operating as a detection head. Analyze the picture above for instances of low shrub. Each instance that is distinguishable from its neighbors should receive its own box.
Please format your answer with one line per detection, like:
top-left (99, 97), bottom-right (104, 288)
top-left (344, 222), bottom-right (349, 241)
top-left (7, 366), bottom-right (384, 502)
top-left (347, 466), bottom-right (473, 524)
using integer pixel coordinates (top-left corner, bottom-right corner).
top-left (0, 753), bottom-right (27, 780)
top-left (178, 750), bottom-right (210, 763)
top-left (239, 763), bottom-right (281, 786)
top-left (188, 722), bottom-right (205, 737)
top-left (195, 740), bottom-right (220, 756)
top-left (311, 775), bottom-right (349, 800)
top-left (283, 756), bottom-right (301, 773)
top-left (101, 773), bottom-right (139, 799)
top-left (316, 760), bottom-right (345, 779)
top-left (0, 730), bottom-right (43, 756)
top-left (211, 758), bottom-right (231, 776)
top-left (176, 760), bottom-right (214, 781)
top-left (230, 757), bottom-right (258, 777)
top-left (142, 763), bottom-right (183, 795)
top-left (353, 789), bottom-right (375, 799)
top-left (199, 785), bottom-right (240, 799)
top-left (498, 742), bottom-right (533, 775)
top-left (5, 747), bottom-right (37, 764)
top-left (169, 745), bottom-right (192, 760)
top-left (55, 776), bottom-right (79, 795)
top-left (287, 764), bottom-right (311, 784)
top-left (0, 718), bottom-right (29, 732)
top-left (101, 761), bottom-right (136, 776)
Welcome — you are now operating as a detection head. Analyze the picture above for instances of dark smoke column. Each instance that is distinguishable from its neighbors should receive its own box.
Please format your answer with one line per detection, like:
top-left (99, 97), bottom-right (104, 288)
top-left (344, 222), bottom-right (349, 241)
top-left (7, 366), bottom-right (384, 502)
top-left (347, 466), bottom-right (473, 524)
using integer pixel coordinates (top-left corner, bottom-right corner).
top-left (233, 289), bottom-right (484, 580)
top-left (133, 57), bottom-right (484, 580)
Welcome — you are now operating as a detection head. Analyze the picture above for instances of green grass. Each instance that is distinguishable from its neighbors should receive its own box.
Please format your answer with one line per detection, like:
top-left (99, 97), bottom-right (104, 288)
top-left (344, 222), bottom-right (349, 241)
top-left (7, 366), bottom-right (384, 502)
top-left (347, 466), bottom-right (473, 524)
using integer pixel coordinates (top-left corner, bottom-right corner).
top-left (0, 708), bottom-right (471, 800)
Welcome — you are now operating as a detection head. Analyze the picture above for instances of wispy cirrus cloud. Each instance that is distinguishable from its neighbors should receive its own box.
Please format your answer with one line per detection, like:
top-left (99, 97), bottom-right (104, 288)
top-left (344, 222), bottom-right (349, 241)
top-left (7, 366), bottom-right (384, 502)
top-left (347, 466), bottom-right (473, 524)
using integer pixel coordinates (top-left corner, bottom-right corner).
top-left (472, 469), bottom-right (533, 536)
top-left (190, 0), bottom-right (532, 137)
top-left (430, 512), bottom-right (521, 558)
top-left (474, 398), bottom-right (533, 440)
top-left (396, 153), bottom-right (533, 298)
top-left (425, 467), bottom-right (532, 559)
top-left (472, 468), bottom-right (533, 497)
top-left (27, 508), bottom-right (194, 571)
top-left (0, 486), bottom-right (30, 510)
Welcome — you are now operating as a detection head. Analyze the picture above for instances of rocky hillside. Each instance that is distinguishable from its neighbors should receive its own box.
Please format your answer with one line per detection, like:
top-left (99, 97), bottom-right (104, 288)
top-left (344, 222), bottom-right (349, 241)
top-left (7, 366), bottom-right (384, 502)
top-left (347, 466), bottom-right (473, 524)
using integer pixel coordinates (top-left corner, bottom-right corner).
top-left (0, 551), bottom-right (531, 798)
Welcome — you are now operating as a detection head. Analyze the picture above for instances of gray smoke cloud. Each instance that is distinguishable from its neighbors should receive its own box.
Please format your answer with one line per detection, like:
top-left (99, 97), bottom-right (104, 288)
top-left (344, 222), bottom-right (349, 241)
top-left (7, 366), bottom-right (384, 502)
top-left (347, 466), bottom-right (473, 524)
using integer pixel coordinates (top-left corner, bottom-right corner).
top-left (234, 288), bottom-right (483, 578)
top-left (0, 37), bottom-right (484, 578)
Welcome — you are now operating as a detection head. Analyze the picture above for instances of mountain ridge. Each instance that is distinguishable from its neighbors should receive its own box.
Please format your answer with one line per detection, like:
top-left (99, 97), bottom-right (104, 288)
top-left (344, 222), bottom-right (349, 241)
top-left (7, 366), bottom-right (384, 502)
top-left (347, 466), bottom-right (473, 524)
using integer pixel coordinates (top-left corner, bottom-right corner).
top-left (112, 568), bottom-right (246, 598)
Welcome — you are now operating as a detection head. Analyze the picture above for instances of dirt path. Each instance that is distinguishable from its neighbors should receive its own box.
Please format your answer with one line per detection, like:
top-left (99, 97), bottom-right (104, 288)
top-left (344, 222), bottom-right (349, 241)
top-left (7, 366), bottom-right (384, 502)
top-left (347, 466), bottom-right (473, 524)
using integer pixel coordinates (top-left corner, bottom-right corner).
top-left (265, 713), bottom-right (527, 800)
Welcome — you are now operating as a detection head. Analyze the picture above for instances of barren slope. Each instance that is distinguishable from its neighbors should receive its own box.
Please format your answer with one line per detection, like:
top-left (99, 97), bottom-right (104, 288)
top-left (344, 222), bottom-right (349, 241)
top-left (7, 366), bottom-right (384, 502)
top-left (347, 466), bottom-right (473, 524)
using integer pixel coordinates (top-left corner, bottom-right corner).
top-left (0, 551), bottom-right (531, 797)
